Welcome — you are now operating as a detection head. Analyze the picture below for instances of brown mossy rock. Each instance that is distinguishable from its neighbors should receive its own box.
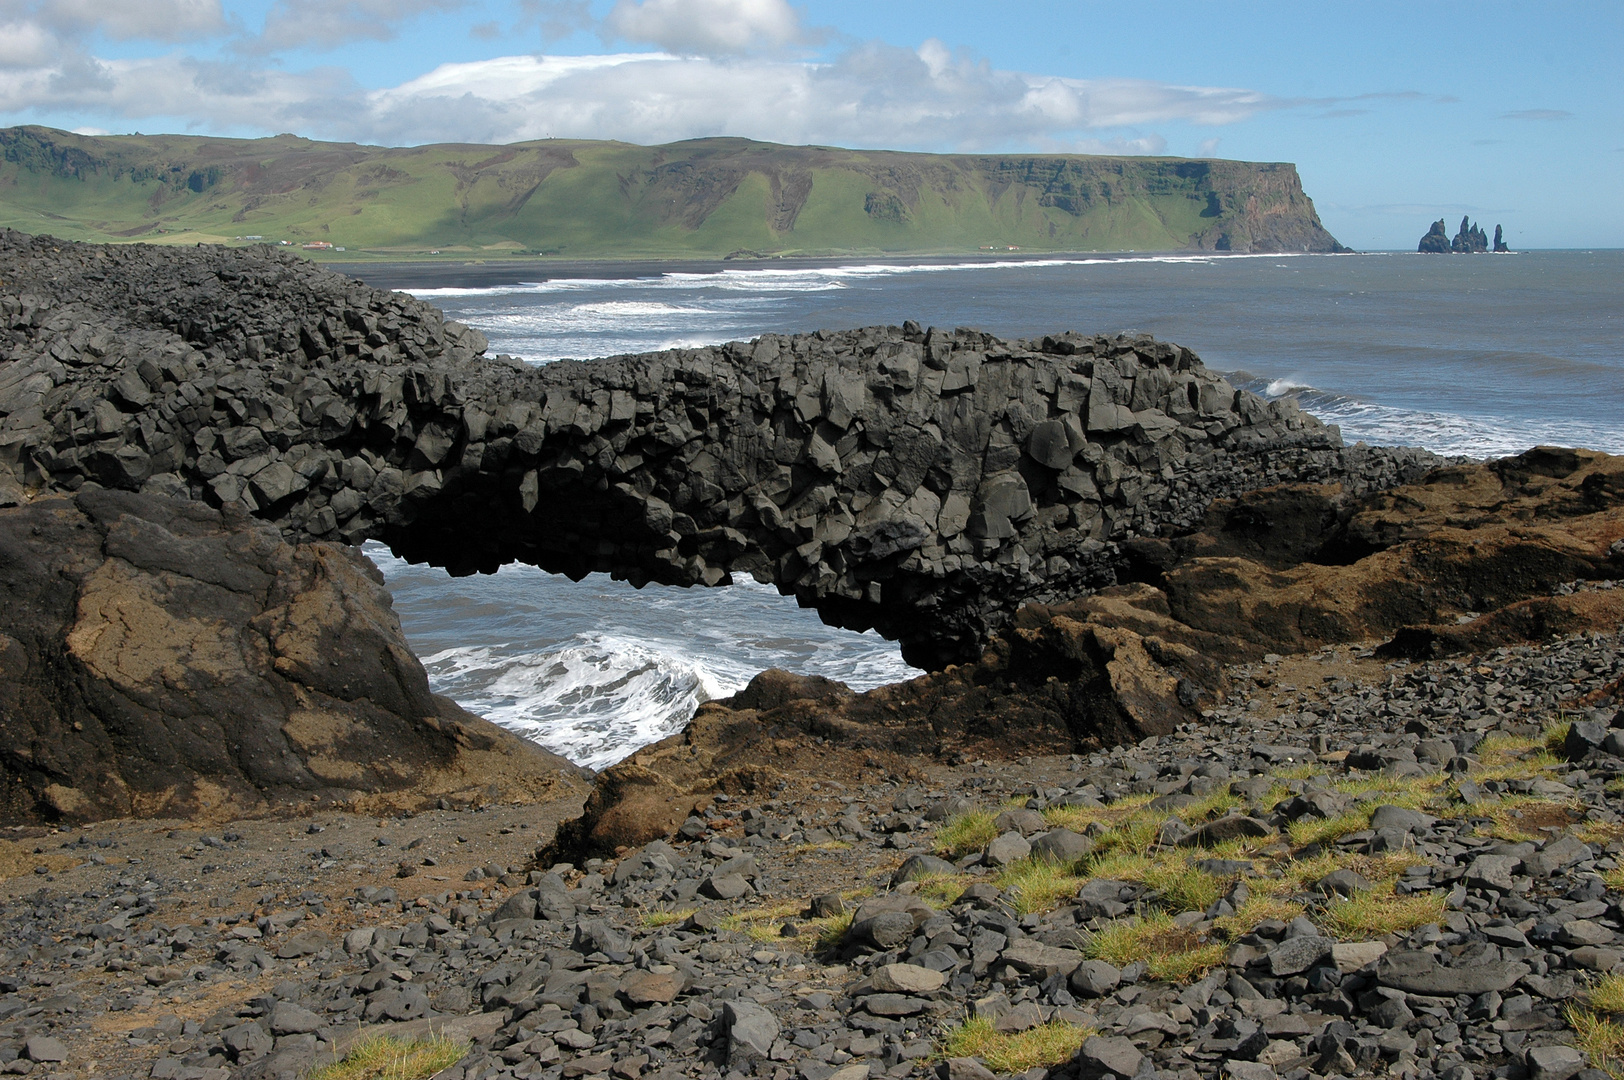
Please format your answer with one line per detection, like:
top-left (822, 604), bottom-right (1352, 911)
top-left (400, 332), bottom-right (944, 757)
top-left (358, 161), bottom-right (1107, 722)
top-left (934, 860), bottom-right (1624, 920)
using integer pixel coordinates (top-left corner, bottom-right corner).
top-left (0, 489), bottom-right (586, 824)
top-left (546, 763), bottom-right (693, 857)
top-left (1159, 448), bottom-right (1624, 658)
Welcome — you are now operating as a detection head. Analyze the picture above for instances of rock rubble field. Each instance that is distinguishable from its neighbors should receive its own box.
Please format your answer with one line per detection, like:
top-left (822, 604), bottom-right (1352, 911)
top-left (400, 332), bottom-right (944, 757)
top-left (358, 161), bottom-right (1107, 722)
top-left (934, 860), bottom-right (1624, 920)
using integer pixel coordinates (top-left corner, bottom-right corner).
top-left (2, 633), bottom-right (1624, 1080)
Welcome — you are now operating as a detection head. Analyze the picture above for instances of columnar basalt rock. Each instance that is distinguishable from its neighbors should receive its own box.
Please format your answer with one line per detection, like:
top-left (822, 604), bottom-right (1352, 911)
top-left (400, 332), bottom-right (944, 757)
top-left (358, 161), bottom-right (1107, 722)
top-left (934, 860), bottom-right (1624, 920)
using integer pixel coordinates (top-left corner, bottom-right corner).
top-left (0, 231), bottom-right (1441, 667)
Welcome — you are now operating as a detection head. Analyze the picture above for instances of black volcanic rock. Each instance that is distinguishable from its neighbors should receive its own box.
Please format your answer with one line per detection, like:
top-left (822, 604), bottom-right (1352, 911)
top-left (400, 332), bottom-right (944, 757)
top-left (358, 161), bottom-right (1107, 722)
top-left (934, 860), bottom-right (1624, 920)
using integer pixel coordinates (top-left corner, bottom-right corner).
top-left (0, 230), bottom-right (1441, 669)
top-left (1420, 216), bottom-right (1501, 254)
top-left (1418, 219), bottom-right (1451, 253)
top-left (1451, 215), bottom-right (1489, 253)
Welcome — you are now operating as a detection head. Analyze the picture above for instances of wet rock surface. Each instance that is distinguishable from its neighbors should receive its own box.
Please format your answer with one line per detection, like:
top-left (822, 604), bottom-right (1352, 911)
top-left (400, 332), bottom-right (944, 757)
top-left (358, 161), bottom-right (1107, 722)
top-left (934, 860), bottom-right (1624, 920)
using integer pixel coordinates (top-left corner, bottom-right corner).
top-left (1, 631), bottom-right (1622, 1080)
top-left (0, 230), bottom-right (1442, 666)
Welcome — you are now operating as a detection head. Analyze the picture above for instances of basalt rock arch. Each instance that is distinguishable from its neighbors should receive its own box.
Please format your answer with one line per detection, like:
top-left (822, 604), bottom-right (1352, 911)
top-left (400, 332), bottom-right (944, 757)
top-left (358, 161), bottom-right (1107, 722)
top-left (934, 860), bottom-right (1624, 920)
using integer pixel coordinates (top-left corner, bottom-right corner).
top-left (0, 231), bottom-right (1442, 666)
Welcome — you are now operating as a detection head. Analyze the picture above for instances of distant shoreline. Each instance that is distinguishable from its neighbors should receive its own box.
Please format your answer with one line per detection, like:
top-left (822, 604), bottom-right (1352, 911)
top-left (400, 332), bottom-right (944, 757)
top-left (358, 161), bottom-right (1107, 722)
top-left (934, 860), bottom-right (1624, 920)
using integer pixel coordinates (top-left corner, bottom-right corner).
top-left (331, 249), bottom-right (1331, 292)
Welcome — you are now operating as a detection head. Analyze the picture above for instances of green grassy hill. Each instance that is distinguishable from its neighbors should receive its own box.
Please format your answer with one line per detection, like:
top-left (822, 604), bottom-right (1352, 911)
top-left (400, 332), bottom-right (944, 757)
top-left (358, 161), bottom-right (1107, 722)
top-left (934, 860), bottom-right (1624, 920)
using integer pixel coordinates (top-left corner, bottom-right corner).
top-left (0, 126), bottom-right (1345, 260)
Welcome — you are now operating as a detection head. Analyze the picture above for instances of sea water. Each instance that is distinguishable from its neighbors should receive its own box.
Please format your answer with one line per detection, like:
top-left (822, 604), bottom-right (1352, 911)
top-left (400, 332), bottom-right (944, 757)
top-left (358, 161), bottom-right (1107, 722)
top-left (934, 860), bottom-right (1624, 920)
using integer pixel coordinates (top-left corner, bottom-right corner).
top-left (364, 250), bottom-right (1624, 769)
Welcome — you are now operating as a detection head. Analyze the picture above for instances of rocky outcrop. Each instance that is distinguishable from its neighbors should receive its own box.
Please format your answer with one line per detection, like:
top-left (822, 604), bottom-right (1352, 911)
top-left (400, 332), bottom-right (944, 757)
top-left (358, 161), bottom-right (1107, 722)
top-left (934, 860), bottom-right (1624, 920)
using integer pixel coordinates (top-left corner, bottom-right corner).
top-left (1418, 219), bottom-right (1451, 253)
top-left (1452, 215), bottom-right (1490, 253)
top-left (0, 231), bottom-right (1439, 667)
top-left (550, 447), bottom-right (1624, 857)
top-left (1418, 216), bottom-right (1504, 253)
top-left (0, 488), bottom-right (587, 824)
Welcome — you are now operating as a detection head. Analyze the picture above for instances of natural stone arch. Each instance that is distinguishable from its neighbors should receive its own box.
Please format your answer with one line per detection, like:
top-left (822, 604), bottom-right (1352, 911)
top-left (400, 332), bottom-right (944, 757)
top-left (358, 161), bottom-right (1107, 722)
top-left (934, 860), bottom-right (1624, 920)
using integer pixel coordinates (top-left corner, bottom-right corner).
top-left (0, 232), bottom-right (1441, 667)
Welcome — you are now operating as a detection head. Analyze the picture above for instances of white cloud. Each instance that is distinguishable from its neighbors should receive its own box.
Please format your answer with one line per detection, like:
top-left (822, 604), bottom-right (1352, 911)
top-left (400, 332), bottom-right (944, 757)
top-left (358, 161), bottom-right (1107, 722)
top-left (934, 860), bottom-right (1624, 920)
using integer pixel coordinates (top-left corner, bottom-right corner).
top-left (0, 0), bottom-right (224, 42)
top-left (0, 35), bottom-right (1291, 154)
top-left (605, 0), bottom-right (804, 55)
top-left (354, 47), bottom-right (1260, 148)
top-left (248, 0), bottom-right (467, 52)
top-left (0, 19), bottom-right (58, 66)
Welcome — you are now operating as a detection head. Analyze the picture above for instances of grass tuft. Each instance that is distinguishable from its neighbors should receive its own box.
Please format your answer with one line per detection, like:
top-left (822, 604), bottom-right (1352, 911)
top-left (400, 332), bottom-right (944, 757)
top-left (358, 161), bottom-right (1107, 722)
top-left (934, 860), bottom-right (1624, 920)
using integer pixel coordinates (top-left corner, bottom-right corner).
top-left (1321, 888), bottom-right (1446, 938)
top-left (936, 811), bottom-right (998, 859)
top-left (913, 873), bottom-right (973, 909)
top-left (1086, 911), bottom-right (1226, 983)
top-left (308, 1035), bottom-right (467, 1080)
top-left (1568, 1004), bottom-right (1624, 1080)
top-left (1593, 974), bottom-right (1624, 1016)
top-left (939, 1017), bottom-right (1094, 1073)
top-left (1285, 809), bottom-right (1370, 849)
top-left (815, 909), bottom-right (855, 950)
top-left (995, 859), bottom-right (1089, 916)
top-left (641, 907), bottom-right (696, 928)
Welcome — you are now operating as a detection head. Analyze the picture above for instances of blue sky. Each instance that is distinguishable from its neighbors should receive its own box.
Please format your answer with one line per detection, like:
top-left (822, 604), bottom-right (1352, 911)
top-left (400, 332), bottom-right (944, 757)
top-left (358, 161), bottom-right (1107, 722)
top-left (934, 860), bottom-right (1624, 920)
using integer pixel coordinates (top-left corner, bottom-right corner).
top-left (1, 0), bottom-right (1619, 249)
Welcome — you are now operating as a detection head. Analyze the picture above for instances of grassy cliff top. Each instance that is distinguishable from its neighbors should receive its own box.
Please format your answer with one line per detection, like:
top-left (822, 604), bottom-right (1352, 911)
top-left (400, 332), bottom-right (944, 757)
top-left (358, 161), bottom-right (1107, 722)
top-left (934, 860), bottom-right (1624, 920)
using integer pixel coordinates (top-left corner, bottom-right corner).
top-left (0, 126), bottom-right (1344, 261)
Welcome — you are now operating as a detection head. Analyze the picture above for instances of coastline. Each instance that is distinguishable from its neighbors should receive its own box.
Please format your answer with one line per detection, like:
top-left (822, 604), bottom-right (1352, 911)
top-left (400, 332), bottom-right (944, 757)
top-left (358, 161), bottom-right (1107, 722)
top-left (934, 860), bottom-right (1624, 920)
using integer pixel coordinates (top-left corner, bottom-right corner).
top-left (329, 249), bottom-right (1338, 293)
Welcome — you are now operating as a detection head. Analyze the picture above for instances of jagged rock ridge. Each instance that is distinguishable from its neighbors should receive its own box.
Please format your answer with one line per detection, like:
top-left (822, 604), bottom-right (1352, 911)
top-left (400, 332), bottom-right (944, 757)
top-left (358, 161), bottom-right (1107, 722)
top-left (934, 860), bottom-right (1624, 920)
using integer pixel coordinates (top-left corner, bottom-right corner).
top-left (1418, 215), bottom-right (1508, 253)
top-left (0, 231), bottom-right (1441, 667)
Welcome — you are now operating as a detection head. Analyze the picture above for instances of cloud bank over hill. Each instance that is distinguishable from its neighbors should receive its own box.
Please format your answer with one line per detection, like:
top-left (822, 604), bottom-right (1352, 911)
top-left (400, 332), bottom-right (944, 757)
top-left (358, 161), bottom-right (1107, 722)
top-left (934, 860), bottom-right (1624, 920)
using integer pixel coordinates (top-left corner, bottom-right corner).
top-left (0, 0), bottom-right (1285, 151)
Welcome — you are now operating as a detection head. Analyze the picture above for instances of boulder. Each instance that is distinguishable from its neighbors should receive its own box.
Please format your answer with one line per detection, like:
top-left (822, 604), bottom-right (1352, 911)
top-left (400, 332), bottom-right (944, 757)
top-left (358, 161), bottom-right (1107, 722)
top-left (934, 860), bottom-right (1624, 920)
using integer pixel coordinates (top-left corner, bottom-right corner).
top-left (0, 490), bottom-right (585, 823)
top-left (722, 1001), bottom-right (779, 1066)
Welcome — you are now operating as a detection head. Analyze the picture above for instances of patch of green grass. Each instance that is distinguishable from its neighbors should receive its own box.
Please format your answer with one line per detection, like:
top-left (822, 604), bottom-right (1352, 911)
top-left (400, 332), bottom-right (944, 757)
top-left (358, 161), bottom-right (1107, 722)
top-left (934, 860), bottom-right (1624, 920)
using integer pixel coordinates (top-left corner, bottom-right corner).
top-left (936, 811), bottom-right (998, 859)
top-left (815, 909), bottom-right (855, 951)
top-left (1321, 888), bottom-right (1446, 938)
top-left (1474, 732), bottom-right (1563, 783)
top-left (641, 907), bottom-right (696, 928)
top-left (996, 859), bottom-right (1089, 916)
top-left (1278, 849), bottom-right (1408, 887)
top-left (1591, 974), bottom-right (1624, 1016)
top-left (1286, 808), bottom-right (1374, 848)
top-left (1172, 789), bottom-right (1244, 825)
top-left (1086, 911), bottom-right (1226, 983)
top-left (1042, 793), bottom-right (1155, 836)
top-left (1138, 861), bottom-right (1226, 915)
top-left (1213, 894), bottom-right (1306, 938)
top-left (308, 1035), bottom-right (467, 1080)
top-left (913, 873), bottom-right (973, 909)
top-left (1567, 1004), bottom-right (1624, 1080)
top-left (939, 1017), bottom-right (1095, 1073)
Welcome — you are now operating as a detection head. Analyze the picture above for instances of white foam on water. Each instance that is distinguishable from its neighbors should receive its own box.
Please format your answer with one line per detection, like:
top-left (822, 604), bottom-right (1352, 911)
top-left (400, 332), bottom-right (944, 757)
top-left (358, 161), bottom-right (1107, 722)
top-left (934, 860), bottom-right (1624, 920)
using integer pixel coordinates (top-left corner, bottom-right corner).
top-left (419, 634), bottom-right (735, 771)
top-left (368, 544), bottom-right (913, 770)
top-left (403, 250), bottom-right (1323, 302)
top-left (1250, 379), bottom-right (1624, 459)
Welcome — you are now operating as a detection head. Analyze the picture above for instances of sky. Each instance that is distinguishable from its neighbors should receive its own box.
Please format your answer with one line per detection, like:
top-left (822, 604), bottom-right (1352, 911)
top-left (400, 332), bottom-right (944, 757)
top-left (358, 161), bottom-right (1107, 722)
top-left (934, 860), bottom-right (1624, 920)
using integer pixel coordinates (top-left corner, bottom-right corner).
top-left (0, 0), bottom-right (1619, 249)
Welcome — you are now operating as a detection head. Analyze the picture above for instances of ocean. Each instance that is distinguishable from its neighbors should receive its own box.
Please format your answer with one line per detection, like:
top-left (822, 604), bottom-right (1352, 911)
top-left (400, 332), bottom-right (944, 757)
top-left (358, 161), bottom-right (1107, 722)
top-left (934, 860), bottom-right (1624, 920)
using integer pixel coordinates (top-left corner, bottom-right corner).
top-left (354, 250), bottom-right (1624, 771)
